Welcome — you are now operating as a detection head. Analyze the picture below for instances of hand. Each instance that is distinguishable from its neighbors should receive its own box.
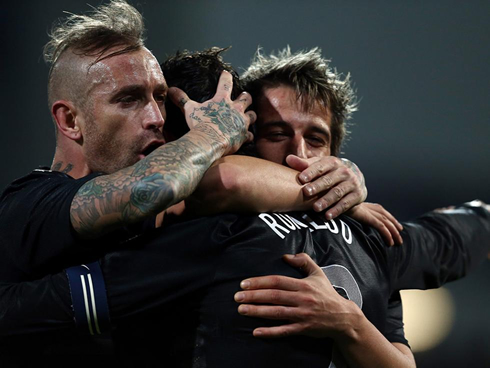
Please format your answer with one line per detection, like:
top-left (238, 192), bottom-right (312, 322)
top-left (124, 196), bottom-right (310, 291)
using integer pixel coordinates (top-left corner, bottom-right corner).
top-left (286, 155), bottom-right (367, 220)
top-left (348, 203), bottom-right (403, 246)
top-left (168, 70), bottom-right (256, 155)
top-left (235, 253), bottom-right (360, 339)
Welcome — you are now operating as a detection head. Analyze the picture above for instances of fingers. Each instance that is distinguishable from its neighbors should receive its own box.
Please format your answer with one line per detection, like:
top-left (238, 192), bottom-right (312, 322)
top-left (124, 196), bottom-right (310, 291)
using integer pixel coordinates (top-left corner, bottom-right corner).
top-left (322, 191), bottom-right (359, 220)
top-left (214, 70), bottom-right (234, 100)
top-left (253, 324), bottom-right (304, 338)
top-left (239, 274), bottom-right (303, 292)
top-left (235, 289), bottom-right (298, 307)
top-left (168, 87), bottom-right (191, 114)
top-left (235, 91), bottom-right (253, 111)
top-left (246, 110), bottom-right (257, 127)
top-left (282, 253), bottom-right (322, 277)
top-left (298, 157), bottom-right (339, 184)
top-left (302, 162), bottom-right (352, 197)
top-left (372, 204), bottom-right (403, 231)
top-left (238, 303), bottom-right (297, 321)
top-left (349, 203), bottom-right (403, 246)
top-left (285, 155), bottom-right (314, 173)
top-left (374, 215), bottom-right (402, 246)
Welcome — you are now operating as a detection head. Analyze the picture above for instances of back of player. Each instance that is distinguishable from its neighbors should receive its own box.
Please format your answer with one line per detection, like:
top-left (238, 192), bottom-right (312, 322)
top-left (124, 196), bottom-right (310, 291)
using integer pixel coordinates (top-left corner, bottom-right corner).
top-left (109, 211), bottom-right (398, 367)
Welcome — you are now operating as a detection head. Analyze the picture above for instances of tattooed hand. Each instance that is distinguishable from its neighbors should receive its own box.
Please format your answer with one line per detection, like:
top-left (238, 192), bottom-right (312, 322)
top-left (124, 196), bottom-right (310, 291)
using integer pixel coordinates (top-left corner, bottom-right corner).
top-left (285, 155), bottom-right (368, 220)
top-left (169, 70), bottom-right (256, 156)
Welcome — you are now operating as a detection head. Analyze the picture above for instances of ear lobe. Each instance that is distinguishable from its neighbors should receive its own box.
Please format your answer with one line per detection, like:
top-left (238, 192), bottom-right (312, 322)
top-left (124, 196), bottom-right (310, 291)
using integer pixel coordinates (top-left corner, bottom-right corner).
top-left (52, 100), bottom-right (82, 141)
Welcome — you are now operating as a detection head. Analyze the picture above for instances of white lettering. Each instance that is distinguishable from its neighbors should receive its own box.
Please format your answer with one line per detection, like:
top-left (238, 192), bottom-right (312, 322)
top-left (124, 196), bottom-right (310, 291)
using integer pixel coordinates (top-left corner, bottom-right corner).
top-left (326, 219), bottom-right (339, 234)
top-left (340, 220), bottom-right (352, 244)
top-left (258, 213), bottom-right (290, 239)
top-left (288, 215), bottom-right (309, 229)
top-left (274, 213), bottom-right (297, 230)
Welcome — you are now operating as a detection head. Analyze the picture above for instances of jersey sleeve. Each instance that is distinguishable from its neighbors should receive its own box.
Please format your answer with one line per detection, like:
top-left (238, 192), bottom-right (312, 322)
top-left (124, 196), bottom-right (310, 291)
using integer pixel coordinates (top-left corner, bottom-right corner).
top-left (0, 273), bottom-right (74, 338)
top-left (388, 201), bottom-right (490, 291)
top-left (0, 170), bottom-right (156, 281)
top-left (383, 291), bottom-right (409, 346)
top-left (0, 171), bottom-right (102, 280)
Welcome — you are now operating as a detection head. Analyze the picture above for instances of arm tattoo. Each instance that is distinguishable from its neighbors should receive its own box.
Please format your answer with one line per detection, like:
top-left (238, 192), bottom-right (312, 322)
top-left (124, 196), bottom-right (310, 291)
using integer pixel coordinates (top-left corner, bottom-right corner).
top-left (341, 158), bottom-right (365, 186)
top-left (70, 134), bottom-right (221, 239)
top-left (71, 98), bottom-right (247, 238)
top-left (190, 99), bottom-right (247, 149)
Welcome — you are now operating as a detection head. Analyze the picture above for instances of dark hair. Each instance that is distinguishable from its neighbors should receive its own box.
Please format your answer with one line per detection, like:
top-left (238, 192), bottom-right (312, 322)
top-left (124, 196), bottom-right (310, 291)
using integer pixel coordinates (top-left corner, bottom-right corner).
top-left (161, 47), bottom-right (243, 140)
top-left (242, 47), bottom-right (357, 156)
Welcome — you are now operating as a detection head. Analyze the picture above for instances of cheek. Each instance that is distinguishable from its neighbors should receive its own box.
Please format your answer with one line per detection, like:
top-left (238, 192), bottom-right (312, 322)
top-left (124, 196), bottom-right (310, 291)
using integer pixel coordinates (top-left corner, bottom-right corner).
top-left (311, 146), bottom-right (331, 158)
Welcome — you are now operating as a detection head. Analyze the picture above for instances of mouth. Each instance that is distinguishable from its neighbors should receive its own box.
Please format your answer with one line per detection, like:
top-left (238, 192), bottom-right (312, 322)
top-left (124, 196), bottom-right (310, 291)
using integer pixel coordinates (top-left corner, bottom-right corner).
top-left (141, 140), bottom-right (165, 158)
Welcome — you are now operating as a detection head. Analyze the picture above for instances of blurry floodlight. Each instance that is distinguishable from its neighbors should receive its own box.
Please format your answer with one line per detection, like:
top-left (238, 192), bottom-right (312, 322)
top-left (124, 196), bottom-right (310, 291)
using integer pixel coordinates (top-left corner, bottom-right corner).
top-left (400, 287), bottom-right (455, 352)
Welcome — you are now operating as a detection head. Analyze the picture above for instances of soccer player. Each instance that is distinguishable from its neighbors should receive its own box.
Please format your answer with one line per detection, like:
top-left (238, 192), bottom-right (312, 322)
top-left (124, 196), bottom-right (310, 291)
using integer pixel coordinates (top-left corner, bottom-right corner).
top-left (2, 47), bottom-right (489, 368)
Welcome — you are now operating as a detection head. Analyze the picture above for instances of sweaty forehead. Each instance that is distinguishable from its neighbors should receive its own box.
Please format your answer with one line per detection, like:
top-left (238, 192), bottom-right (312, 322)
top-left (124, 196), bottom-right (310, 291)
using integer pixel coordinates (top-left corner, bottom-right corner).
top-left (87, 48), bottom-right (165, 93)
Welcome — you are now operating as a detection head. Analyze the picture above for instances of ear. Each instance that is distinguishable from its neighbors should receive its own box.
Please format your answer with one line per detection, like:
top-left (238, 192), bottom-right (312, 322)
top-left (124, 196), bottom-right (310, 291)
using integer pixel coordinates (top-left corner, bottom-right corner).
top-left (52, 100), bottom-right (83, 141)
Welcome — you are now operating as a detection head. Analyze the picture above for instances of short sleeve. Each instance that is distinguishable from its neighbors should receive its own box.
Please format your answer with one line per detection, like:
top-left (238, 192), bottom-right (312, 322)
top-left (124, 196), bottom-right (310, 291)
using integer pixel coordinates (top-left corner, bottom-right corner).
top-left (0, 170), bottom-right (102, 280)
top-left (384, 291), bottom-right (410, 347)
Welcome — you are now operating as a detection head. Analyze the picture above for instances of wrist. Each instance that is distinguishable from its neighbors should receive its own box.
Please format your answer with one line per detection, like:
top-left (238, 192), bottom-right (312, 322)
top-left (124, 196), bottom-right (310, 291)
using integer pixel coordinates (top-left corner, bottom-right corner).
top-left (332, 300), bottom-right (365, 344)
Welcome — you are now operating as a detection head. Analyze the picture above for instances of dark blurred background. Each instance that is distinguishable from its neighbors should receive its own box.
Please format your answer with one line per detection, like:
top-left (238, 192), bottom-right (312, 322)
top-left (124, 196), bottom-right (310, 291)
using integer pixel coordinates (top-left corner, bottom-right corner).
top-left (1, 1), bottom-right (489, 366)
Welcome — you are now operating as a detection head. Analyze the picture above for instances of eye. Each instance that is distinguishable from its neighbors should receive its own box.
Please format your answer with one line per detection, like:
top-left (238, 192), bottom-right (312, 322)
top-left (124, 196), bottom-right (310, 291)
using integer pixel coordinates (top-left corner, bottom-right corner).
top-left (306, 135), bottom-right (328, 147)
top-left (118, 95), bottom-right (139, 106)
top-left (264, 130), bottom-right (289, 141)
top-left (154, 93), bottom-right (166, 105)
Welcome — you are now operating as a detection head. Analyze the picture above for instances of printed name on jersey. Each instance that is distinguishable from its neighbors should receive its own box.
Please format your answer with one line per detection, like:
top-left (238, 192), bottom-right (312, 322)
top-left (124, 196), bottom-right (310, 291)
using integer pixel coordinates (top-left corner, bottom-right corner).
top-left (258, 212), bottom-right (352, 244)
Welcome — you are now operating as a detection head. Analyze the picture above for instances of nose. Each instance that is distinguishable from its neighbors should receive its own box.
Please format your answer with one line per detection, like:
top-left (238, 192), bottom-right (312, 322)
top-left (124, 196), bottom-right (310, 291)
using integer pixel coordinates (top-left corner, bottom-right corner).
top-left (142, 100), bottom-right (165, 131)
top-left (289, 135), bottom-right (309, 159)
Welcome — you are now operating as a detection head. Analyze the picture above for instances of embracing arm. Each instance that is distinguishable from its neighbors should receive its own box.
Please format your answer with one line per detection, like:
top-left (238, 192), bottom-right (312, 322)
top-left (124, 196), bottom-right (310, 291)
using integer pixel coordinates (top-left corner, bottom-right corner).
top-left (183, 155), bottom-right (315, 216)
top-left (71, 71), bottom-right (255, 239)
top-left (184, 154), bottom-right (402, 245)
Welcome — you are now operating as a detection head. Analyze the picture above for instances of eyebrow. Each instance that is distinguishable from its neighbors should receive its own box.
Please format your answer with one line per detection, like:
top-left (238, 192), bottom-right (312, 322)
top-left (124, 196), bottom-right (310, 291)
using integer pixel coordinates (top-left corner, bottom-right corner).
top-left (110, 83), bottom-right (167, 103)
top-left (259, 120), bottom-right (331, 140)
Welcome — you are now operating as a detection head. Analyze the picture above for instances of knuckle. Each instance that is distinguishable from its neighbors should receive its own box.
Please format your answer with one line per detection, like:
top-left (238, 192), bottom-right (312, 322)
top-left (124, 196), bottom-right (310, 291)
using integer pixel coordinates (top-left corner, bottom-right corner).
top-left (340, 167), bottom-right (350, 177)
top-left (302, 295), bottom-right (317, 307)
top-left (269, 290), bottom-right (281, 302)
top-left (334, 187), bottom-right (344, 199)
top-left (273, 306), bottom-right (287, 319)
top-left (269, 276), bottom-right (282, 288)
top-left (321, 176), bottom-right (333, 188)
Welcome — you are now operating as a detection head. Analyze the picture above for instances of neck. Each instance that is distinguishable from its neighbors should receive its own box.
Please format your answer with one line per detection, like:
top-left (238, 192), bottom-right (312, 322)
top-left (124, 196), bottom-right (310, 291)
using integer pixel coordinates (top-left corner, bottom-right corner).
top-left (51, 145), bottom-right (91, 179)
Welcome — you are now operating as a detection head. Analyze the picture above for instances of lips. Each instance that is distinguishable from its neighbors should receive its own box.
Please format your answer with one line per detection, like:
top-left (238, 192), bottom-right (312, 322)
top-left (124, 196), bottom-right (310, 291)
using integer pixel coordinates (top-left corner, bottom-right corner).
top-left (141, 140), bottom-right (165, 157)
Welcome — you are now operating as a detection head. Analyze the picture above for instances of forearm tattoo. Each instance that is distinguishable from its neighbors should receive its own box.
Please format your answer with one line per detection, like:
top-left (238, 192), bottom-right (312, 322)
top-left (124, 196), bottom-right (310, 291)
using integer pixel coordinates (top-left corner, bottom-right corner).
top-left (189, 99), bottom-right (247, 150)
top-left (71, 135), bottom-right (219, 238)
top-left (71, 98), bottom-right (247, 238)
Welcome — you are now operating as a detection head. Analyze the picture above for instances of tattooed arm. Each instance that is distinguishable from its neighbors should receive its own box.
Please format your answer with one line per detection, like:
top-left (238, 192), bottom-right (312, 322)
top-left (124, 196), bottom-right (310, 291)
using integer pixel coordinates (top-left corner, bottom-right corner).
top-left (71, 71), bottom-right (256, 239)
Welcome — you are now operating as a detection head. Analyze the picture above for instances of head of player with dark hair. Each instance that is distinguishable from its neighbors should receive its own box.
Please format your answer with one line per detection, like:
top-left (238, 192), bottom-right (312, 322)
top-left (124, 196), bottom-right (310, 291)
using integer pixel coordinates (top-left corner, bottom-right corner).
top-left (242, 47), bottom-right (357, 160)
top-left (45, 0), bottom-right (167, 176)
top-left (161, 47), bottom-right (243, 141)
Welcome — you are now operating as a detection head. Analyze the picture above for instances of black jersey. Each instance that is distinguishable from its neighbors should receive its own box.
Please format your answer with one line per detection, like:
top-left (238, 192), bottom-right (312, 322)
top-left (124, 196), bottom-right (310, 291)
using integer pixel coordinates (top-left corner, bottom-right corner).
top-left (1, 203), bottom-right (487, 367)
top-left (0, 169), bottom-right (154, 281)
top-left (105, 204), bottom-right (489, 367)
